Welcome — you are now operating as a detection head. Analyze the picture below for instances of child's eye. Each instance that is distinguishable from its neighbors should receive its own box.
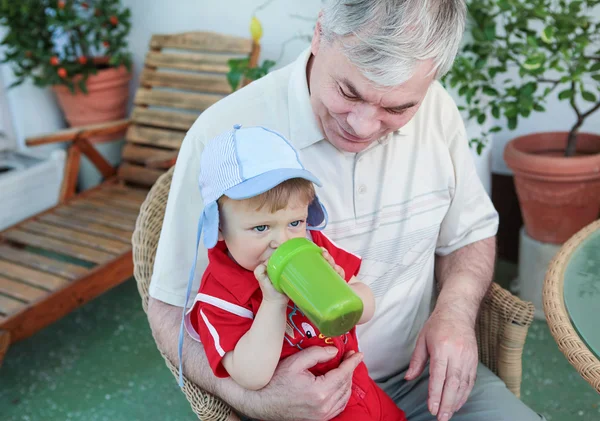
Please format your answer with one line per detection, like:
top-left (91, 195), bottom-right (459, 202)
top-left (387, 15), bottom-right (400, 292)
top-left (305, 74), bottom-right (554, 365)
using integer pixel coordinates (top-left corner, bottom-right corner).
top-left (253, 225), bottom-right (268, 232)
top-left (289, 220), bottom-right (304, 227)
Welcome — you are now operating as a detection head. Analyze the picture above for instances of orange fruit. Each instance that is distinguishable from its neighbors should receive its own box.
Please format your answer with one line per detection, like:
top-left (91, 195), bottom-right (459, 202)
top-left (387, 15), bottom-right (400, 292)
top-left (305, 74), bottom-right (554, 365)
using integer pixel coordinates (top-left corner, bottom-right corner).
top-left (57, 68), bottom-right (67, 78)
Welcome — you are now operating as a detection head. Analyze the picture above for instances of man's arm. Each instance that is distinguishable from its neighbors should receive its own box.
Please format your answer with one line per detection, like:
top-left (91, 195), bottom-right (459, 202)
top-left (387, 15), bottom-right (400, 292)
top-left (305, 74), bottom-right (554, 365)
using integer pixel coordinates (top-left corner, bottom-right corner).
top-left (147, 296), bottom-right (364, 421)
top-left (405, 236), bottom-right (496, 421)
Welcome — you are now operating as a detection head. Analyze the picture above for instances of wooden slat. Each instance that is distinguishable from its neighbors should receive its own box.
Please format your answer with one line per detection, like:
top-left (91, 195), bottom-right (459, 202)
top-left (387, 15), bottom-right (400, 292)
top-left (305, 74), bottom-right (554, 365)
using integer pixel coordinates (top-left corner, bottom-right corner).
top-left (20, 221), bottom-right (129, 255)
top-left (118, 162), bottom-right (165, 187)
top-left (125, 125), bottom-right (184, 150)
top-left (1, 252), bottom-right (133, 343)
top-left (0, 294), bottom-right (25, 317)
top-left (0, 275), bottom-right (47, 303)
top-left (2, 229), bottom-right (115, 265)
top-left (134, 88), bottom-right (224, 112)
top-left (66, 201), bottom-right (138, 222)
top-left (0, 244), bottom-right (87, 280)
top-left (140, 69), bottom-right (231, 94)
top-left (77, 196), bottom-right (141, 213)
top-left (121, 144), bottom-right (178, 168)
top-left (37, 213), bottom-right (132, 243)
top-left (131, 107), bottom-right (197, 131)
top-left (101, 184), bottom-right (150, 201)
top-left (53, 207), bottom-right (135, 232)
top-left (145, 51), bottom-right (234, 73)
top-left (90, 189), bottom-right (146, 208)
top-left (0, 258), bottom-right (68, 290)
top-left (150, 32), bottom-right (252, 54)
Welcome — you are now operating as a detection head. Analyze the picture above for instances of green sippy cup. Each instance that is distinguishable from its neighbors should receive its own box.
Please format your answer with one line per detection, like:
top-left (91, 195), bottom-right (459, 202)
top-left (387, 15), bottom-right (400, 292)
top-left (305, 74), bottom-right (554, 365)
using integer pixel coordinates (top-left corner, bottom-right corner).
top-left (266, 237), bottom-right (363, 337)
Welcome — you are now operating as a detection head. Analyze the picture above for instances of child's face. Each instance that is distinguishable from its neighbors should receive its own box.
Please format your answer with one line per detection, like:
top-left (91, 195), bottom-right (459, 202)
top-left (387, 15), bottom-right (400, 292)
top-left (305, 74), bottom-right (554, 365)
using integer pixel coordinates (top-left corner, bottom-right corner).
top-left (218, 192), bottom-right (310, 271)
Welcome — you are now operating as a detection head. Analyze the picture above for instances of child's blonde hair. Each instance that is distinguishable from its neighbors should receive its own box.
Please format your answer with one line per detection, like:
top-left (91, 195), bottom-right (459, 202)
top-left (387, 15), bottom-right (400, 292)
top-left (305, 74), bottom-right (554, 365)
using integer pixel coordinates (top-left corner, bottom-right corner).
top-left (219, 178), bottom-right (315, 213)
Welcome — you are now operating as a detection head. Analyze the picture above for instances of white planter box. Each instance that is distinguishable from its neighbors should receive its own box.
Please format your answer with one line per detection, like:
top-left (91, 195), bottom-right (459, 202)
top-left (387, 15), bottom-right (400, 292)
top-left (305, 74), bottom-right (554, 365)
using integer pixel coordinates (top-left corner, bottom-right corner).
top-left (0, 149), bottom-right (65, 231)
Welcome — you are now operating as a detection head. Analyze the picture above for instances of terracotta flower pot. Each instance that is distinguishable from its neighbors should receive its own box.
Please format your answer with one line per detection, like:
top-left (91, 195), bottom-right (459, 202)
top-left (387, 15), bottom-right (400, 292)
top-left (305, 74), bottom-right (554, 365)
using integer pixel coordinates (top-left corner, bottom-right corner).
top-left (53, 62), bottom-right (131, 143)
top-left (504, 132), bottom-right (600, 244)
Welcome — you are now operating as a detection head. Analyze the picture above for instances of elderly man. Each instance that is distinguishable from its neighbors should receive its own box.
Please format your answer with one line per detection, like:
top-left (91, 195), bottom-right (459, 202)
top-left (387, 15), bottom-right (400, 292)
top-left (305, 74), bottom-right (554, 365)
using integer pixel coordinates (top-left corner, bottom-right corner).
top-left (147, 1), bottom-right (544, 420)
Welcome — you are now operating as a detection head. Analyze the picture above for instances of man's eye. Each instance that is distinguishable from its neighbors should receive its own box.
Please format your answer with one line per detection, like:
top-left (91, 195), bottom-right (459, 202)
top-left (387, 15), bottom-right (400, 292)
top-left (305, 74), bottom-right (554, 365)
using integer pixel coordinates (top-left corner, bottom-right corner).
top-left (289, 220), bottom-right (303, 227)
top-left (386, 108), bottom-right (408, 115)
top-left (254, 225), bottom-right (268, 232)
top-left (339, 86), bottom-right (358, 101)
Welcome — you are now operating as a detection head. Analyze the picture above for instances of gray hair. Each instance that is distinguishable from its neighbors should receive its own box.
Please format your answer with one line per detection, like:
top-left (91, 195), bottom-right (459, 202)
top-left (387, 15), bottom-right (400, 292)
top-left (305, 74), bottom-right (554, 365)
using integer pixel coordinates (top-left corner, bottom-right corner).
top-left (320, 0), bottom-right (466, 86)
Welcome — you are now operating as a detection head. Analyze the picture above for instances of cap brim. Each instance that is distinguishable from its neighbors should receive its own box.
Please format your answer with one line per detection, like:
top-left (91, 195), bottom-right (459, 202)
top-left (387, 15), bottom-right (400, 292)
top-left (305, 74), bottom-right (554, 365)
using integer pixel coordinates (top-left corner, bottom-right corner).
top-left (224, 168), bottom-right (322, 200)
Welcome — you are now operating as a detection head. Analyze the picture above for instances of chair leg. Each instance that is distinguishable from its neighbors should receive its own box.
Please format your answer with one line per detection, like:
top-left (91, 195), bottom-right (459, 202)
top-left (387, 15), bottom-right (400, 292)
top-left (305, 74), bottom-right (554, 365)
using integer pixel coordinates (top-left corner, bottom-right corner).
top-left (0, 329), bottom-right (10, 369)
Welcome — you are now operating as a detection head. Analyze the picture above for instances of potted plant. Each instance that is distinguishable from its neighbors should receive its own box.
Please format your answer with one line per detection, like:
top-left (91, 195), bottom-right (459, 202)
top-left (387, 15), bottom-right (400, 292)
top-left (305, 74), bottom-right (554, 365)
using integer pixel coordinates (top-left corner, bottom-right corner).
top-left (0, 0), bottom-right (133, 142)
top-left (444, 0), bottom-right (600, 244)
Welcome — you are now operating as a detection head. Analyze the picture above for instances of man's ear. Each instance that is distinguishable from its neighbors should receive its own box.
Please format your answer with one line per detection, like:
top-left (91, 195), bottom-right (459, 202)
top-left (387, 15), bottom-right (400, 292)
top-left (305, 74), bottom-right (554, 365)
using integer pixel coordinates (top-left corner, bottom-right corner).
top-left (218, 229), bottom-right (224, 242)
top-left (311, 12), bottom-right (324, 56)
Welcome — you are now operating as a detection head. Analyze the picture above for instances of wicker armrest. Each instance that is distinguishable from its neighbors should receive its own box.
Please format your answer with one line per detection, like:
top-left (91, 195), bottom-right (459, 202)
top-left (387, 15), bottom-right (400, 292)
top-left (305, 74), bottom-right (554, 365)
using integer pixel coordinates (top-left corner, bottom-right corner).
top-left (133, 168), bottom-right (233, 421)
top-left (476, 282), bottom-right (535, 398)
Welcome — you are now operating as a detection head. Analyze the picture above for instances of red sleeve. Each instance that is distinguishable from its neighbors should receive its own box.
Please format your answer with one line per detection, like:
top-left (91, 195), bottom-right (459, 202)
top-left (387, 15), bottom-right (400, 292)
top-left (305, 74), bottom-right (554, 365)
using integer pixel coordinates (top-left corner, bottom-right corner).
top-left (189, 274), bottom-right (254, 378)
top-left (311, 231), bottom-right (362, 281)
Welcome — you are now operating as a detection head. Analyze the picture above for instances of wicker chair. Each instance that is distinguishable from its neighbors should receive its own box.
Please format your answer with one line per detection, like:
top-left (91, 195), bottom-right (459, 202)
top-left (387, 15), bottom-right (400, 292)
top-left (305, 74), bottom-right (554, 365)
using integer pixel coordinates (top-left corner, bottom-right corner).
top-left (543, 219), bottom-right (600, 393)
top-left (132, 167), bottom-right (536, 420)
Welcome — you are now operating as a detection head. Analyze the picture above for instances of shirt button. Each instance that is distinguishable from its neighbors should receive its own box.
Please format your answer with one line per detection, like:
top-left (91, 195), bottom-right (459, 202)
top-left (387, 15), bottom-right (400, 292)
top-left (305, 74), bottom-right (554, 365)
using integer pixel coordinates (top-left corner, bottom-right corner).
top-left (358, 185), bottom-right (367, 194)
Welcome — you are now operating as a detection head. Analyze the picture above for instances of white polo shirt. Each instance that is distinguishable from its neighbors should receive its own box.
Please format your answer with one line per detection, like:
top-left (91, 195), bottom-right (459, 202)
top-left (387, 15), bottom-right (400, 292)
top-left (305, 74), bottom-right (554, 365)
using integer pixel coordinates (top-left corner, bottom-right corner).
top-left (149, 48), bottom-right (499, 381)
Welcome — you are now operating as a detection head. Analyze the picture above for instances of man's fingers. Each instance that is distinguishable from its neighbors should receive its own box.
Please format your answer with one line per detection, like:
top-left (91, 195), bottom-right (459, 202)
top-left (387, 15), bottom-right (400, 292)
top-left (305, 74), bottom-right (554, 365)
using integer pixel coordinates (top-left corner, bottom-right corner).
top-left (324, 384), bottom-right (352, 419)
top-left (437, 363), bottom-right (461, 421)
top-left (287, 346), bottom-right (339, 372)
top-left (427, 355), bottom-right (447, 417)
top-left (454, 374), bottom-right (472, 413)
top-left (405, 333), bottom-right (428, 381)
top-left (456, 367), bottom-right (477, 412)
top-left (321, 351), bottom-right (363, 386)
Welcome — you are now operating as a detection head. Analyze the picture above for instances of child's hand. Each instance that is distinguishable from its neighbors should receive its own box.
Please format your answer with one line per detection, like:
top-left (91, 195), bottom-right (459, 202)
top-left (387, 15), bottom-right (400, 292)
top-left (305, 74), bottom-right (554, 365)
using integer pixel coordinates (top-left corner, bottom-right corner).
top-left (321, 247), bottom-right (346, 280)
top-left (254, 263), bottom-right (288, 304)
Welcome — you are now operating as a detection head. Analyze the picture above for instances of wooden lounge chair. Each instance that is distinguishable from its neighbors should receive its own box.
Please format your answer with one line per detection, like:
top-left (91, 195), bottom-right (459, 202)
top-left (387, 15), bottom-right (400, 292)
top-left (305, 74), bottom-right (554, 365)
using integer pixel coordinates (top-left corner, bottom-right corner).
top-left (0, 31), bottom-right (259, 367)
top-left (132, 167), bottom-right (536, 420)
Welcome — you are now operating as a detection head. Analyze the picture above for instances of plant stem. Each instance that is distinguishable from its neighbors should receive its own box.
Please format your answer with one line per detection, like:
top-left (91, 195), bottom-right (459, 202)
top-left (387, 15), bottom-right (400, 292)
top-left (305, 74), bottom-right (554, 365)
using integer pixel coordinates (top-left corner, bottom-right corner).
top-left (566, 81), bottom-right (583, 157)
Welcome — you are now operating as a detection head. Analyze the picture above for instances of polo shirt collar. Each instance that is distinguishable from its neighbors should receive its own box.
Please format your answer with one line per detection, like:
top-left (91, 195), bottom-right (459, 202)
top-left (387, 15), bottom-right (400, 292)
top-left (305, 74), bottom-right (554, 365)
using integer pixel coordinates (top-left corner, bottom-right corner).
top-left (208, 241), bottom-right (259, 304)
top-left (288, 48), bottom-right (325, 150)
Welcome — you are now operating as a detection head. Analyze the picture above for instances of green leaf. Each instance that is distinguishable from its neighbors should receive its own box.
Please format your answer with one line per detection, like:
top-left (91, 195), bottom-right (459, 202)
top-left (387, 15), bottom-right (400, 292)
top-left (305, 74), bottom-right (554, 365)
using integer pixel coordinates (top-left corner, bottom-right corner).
top-left (226, 69), bottom-right (243, 92)
top-left (483, 86), bottom-right (499, 96)
top-left (489, 126), bottom-right (502, 133)
top-left (477, 113), bottom-right (486, 125)
top-left (507, 116), bottom-right (518, 130)
top-left (558, 89), bottom-right (574, 100)
top-left (523, 54), bottom-right (545, 70)
top-left (533, 103), bottom-right (546, 112)
top-left (541, 27), bottom-right (554, 43)
top-left (590, 62), bottom-right (600, 72)
top-left (492, 105), bottom-right (500, 119)
top-left (477, 142), bottom-right (484, 156)
top-left (592, 74), bottom-right (600, 82)
top-left (582, 91), bottom-right (597, 102)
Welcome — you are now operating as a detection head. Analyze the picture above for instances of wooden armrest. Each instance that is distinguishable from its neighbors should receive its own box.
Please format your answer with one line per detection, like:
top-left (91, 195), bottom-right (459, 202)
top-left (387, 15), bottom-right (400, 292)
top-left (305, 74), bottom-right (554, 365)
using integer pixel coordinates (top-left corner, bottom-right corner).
top-left (26, 119), bottom-right (131, 146)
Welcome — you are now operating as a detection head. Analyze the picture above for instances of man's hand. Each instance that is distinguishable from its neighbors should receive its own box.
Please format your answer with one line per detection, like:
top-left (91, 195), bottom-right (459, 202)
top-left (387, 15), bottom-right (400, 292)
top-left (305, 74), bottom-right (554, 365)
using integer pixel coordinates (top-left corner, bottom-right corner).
top-left (404, 304), bottom-right (478, 421)
top-left (248, 346), bottom-right (364, 421)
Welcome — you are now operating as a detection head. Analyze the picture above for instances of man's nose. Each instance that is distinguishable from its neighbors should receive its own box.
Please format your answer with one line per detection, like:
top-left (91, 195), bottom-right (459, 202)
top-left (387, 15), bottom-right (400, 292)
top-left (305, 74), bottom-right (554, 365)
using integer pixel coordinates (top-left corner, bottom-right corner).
top-left (346, 103), bottom-right (381, 139)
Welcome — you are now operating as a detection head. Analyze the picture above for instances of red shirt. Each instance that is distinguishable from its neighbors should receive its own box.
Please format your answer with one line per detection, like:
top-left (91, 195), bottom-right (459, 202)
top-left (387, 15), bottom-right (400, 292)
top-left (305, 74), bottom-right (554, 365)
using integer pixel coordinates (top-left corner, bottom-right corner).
top-left (187, 231), bottom-right (362, 378)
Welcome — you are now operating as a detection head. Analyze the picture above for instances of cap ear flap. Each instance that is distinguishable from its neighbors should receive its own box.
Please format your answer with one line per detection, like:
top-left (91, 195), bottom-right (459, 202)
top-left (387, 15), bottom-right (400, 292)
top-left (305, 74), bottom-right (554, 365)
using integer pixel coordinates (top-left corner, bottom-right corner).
top-left (307, 196), bottom-right (328, 230)
top-left (202, 201), bottom-right (220, 249)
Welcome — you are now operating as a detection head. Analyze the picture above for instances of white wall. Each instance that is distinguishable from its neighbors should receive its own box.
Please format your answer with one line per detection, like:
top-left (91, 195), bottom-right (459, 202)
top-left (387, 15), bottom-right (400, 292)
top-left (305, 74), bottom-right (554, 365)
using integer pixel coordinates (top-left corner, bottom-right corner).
top-left (121, 0), bottom-right (321, 109)
top-left (0, 29), bottom-right (65, 153)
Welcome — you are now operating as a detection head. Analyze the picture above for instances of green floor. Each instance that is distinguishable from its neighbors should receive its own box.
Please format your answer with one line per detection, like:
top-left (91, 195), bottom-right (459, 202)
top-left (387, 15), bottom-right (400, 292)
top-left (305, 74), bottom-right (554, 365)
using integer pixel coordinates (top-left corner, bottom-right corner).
top-left (1, 263), bottom-right (599, 420)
